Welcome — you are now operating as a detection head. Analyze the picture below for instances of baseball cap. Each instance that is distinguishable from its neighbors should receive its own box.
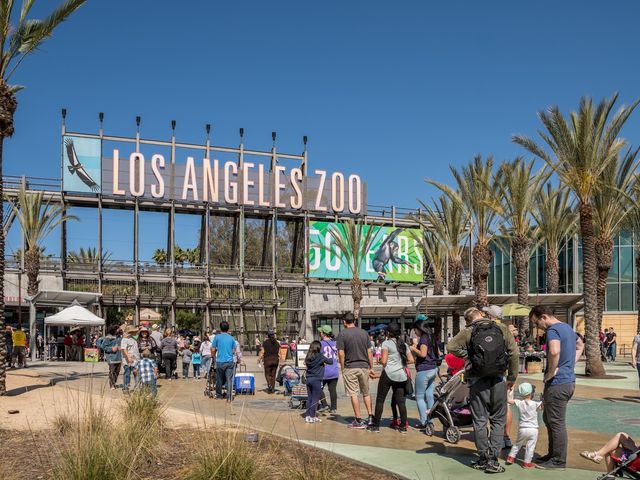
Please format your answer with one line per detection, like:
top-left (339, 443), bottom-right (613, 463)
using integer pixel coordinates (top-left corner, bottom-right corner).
top-left (415, 314), bottom-right (427, 322)
top-left (482, 305), bottom-right (503, 319)
top-left (517, 382), bottom-right (534, 397)
top-left (317, 325), bottom-right (333, 335)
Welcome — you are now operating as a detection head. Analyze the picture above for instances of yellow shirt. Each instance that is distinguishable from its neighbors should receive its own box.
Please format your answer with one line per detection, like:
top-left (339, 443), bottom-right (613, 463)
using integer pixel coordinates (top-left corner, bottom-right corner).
top-left (12, 330), bottom-right (27, 347)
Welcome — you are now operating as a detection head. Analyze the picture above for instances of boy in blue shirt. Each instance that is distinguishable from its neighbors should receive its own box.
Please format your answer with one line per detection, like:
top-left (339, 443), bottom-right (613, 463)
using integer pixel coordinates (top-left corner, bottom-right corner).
top-left (211, 321), bottom-right (236, 401)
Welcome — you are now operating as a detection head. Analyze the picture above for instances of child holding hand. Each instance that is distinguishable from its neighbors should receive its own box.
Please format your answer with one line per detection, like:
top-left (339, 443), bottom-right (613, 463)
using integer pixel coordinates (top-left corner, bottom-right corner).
top-left (506, 382), bottom-right (543, 469)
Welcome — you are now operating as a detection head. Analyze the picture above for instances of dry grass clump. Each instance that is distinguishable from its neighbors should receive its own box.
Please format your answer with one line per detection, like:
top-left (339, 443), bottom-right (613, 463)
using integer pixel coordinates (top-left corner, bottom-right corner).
top-left (286, 450), bottom-right (339, 480)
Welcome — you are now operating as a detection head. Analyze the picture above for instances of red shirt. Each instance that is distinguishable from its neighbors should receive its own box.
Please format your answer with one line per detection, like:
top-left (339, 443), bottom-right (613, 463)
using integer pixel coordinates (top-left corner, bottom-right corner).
top-left (64, 335), bottom-right (73, 346)
top-left (445, 353), bottom-right (465, 375)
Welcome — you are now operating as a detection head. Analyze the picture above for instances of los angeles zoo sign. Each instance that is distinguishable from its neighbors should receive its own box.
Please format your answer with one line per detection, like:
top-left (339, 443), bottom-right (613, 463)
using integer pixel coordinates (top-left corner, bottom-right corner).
top-left (62, 135), bottom-right (365, 214)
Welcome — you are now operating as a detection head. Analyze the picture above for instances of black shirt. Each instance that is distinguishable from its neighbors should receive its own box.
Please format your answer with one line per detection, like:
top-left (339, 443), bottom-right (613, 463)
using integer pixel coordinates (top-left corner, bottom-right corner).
top-left (262, 338), bottom-right (280, 360)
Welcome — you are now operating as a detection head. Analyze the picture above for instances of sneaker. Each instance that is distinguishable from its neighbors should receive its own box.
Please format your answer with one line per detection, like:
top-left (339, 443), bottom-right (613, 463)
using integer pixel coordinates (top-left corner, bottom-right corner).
top-left (388, 419), bottom-right (399, 429)
top-left (366, 425), bottom-right (380, 433)
top-left (367, 415), bottom-right (374, 426)
top-left (503, 436), bottom-right (513, 449)
top-left (414, 422), bottom-right (427, 431)
top-left (522, 463), bottom-right (535, 469)
top-left (329, 409), bottom-right (338, 415)
top-left (505, 456), bottom-right (515, 465)
top-left (485, 461), bottom-right (506, 474)
top-left (305, 416), bottom-right (315, 423)
top-left (535, 460), bottom-right (565, 470)
top-left (398, 426), bottom-right (407, 434)
top-left (471, 459), bottom-right (488, 471)
top-left (348, 419), bottom-right (367, 429)
top-left (313, 417), bottom-right (322, 423)
top-left (533, 453), bottom-right (551, 463)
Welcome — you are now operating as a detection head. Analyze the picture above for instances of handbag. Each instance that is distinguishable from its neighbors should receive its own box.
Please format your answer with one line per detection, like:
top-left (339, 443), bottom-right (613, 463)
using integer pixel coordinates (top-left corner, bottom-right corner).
top-left (404, 367), bottom-right (415, 399)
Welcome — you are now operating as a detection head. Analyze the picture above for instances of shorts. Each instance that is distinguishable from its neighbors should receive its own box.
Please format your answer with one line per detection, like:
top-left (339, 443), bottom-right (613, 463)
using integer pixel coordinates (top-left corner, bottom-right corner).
top-left (343, 368), bottom-right (370, 397)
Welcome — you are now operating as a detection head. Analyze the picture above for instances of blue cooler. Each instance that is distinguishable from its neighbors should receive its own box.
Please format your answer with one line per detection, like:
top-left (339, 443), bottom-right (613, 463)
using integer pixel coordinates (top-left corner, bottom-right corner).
top-left (234, 373), bottom-right (255, 394)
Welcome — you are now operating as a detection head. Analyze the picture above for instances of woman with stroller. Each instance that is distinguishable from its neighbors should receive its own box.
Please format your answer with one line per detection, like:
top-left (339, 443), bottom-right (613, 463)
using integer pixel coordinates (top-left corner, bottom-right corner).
top-left (581, 432), bottom-right (639, 473)
top-left (410, 315), bottom-right (440, 430)
top-left (367, 323), bottom-right (414, 433)
top-left (304, 340), bottom-right (334, 423)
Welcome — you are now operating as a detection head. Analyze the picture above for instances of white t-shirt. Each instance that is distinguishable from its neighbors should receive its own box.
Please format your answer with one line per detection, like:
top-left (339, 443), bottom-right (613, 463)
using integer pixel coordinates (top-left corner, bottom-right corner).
top-left (513, 399), bottom-right (542, 429)
top-left (121, 337), bottom-right (140, 365)
top-left (382, 339), bottom-right (408, 382)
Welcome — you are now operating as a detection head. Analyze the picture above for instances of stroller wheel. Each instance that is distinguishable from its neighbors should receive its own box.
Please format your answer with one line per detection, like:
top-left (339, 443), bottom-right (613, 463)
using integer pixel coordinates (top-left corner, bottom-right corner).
top-left (424, 423), bottom-right (434, 436)
top-left (445, 426), bottom-right (461, 444)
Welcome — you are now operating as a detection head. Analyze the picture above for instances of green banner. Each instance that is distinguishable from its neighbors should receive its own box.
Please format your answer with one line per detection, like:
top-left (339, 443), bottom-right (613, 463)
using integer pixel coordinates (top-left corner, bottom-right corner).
top-left (308, 221), bottom-right (424, 282)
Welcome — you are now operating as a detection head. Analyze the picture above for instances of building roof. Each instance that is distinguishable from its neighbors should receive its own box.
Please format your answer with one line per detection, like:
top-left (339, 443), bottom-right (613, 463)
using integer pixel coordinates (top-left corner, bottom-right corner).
top-left (28, 290), bottom-right (102, 307)
top-left (418, 293), bottom-right (583, 314)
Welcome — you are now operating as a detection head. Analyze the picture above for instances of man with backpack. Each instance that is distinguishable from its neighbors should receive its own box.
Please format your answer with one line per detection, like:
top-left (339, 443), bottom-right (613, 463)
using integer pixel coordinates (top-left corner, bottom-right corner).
top-left (448, 307), bottom-right (519, 474)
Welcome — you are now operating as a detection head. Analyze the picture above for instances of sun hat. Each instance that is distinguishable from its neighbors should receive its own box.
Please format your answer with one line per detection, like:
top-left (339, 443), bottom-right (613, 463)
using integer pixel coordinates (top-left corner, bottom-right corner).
top-left (317, 325), bottom-right (333, 335)
top-left (151, 324), bottom-right (160, 331)
top-left (517, 382), bottom-right (534, 397)
top-left (482, 305), bottom-right (503, 319)
top-left (125, 325), bottom-right (140, 334)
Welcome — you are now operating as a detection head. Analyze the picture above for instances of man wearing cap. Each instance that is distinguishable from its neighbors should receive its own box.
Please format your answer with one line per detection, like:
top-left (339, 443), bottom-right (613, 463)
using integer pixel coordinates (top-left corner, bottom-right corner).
top-left (482, 305), bottom-right (515, 451)
top-left (336, 312), bottom-right (375, 429)
top-left (257, 329), bottom-right (280, 394)
top-left (121, 326), bottom-right (141, 393)
top-left (448, 307), bottom-right (519, 473)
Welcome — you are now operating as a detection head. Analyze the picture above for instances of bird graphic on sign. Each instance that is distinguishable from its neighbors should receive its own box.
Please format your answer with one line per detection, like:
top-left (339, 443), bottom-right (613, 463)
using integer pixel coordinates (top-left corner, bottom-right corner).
top-left (372, 228), bottom-right (412, 281)
top-left (65, 138), bottom-right (100, 192)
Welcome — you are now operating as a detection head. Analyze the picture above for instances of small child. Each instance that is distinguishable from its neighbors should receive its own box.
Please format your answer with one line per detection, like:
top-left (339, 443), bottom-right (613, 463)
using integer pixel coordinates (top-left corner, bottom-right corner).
top-left (181, 346), bottom-right (192, 379)
top-left (506, 382), bottom-right (543, 469)
top-left (191, 350), bottom-right (202, 379)
top-left (136, 349), bottom-right (158, 396)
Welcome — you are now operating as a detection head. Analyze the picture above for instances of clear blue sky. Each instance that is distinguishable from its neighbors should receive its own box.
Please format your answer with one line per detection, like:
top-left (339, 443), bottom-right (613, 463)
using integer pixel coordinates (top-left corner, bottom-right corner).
top-left (5, 0), bottom-right (640, 260)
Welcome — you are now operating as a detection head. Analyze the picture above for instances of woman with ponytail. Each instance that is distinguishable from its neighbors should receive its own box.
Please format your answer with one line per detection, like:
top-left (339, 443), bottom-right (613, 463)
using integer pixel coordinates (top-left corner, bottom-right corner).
top-left (410, 315), bottom-right (440, 430)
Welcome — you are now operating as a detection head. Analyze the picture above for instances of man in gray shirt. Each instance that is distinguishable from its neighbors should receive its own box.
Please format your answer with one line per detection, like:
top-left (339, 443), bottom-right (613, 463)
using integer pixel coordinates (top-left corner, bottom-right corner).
top-left (336, 312), bottom-right (375, 429)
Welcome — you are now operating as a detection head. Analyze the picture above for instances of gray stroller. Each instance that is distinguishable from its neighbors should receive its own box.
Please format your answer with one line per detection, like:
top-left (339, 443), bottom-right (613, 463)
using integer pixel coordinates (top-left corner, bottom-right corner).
top-left (424, 369), bottom-right (473, 444)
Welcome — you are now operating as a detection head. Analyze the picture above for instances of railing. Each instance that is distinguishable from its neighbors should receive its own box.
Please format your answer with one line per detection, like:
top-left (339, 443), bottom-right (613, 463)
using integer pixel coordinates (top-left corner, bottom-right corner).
top-left (3, 175), bottom-right (61, 192)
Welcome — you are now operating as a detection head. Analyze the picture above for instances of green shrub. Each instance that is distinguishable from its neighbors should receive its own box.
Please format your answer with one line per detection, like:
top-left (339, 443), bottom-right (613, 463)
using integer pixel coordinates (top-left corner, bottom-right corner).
top-left (185, 431), bottom-right (261, 480)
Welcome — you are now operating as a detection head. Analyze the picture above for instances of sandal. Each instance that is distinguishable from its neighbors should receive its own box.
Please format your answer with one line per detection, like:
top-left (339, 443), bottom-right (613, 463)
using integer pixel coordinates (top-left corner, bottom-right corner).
top-left (580, 451), bottom-right (603, 464)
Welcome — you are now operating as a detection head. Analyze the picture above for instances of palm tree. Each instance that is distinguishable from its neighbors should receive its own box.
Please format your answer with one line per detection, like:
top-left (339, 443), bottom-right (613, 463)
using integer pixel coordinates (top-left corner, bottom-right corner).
top-left (429, 155), bottom-right (499, 308)
top-left (322, 219), bottom-right (376, 322)
top-left (411, 228), bottom-right (446, 295)
top-left (514, 94), bottom-right (639, 377)
top-left (68, 246), bottom-right (112, 265)
top-left (152, 248), bottom-right (168, 266)
top-left (532, 184), bottom-right (577, 294)
top-left (495, 158), bottom-right (547, 335)
top-left (0, 0), bottom-right (87, 395)
top-left (593, 147), bottom-right (639, 329)
top-left (11, 188), bottom-right (77, 296)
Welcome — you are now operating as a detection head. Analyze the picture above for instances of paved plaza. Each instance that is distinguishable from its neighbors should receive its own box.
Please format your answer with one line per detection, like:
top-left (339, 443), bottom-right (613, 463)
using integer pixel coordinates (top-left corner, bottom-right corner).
top-left (2, 355), bottom-right (639, 480)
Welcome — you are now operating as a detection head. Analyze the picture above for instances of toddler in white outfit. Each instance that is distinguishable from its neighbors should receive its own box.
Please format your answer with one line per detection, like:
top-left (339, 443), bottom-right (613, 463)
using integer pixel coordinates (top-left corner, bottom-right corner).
top-left (506, 382), bottom-right (543, 469)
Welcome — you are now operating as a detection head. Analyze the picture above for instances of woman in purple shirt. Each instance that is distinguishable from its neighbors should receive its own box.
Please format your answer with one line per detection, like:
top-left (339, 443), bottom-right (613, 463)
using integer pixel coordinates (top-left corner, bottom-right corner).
top-left (318, 326), bottom-right (340, 413)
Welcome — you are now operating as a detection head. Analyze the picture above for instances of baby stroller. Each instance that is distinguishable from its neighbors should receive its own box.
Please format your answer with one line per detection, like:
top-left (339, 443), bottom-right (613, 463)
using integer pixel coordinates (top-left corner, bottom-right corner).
top-left (288, 374), bottom-right (308, 409)
top-left (424, 369), bottom-right (473, 444)
top-left (598, 450), bottom-right (640, 480)
top-left (277, 364), bottom-right (301, 395)
top-left (203, 363), bottom-right (235, 401)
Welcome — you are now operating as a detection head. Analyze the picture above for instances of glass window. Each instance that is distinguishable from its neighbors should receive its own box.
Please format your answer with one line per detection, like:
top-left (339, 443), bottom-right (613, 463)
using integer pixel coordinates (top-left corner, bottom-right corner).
top-left (620, 283), bottom-right (634, 311)
top-left (606, 284), bottom-right (619, 312)
top-left (620, 229), bottom-right (633, 246)
top-left (608, 247), bottom-right (619, 282)
top-left (488, 265), bottom-right (494, 295)
top-left (620, 247), bottom-right (633, 282)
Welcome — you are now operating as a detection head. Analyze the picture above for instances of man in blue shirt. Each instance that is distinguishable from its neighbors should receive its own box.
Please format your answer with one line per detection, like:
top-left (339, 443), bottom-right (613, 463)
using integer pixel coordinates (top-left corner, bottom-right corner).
top-left (211, 321), bottom-right (236, 401)
top-left (529, 305), bottom-right (584, 470)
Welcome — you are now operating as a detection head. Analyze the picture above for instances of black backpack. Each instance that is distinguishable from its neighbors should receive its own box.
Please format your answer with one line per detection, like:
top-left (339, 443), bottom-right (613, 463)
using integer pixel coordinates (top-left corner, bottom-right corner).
top-left (468, 320), bottom-right (509, 378)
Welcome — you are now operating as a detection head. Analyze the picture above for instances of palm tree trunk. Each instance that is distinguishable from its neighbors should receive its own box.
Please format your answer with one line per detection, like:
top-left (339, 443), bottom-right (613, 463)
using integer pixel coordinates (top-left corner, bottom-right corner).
top-left (546, 247), bottom-right (560, 294)
top-left (433, 274), bottom-right (444, 296)
top-left (513, 235), bottom-right (530, 337)
top-left (595, 236), bottom-right (613, 331)
top-left (0, 137), bottom-right (5, 395)
top-left (580, 204), bottom-right (606, 376)
top-left (25, 248), bottom-right (40, 297)
top-left (351, 276), bottom-right (363, 326)
top-left (448, 257), bottom-right (463, 295)
top-left (472, 242), bottom-right (491, 308)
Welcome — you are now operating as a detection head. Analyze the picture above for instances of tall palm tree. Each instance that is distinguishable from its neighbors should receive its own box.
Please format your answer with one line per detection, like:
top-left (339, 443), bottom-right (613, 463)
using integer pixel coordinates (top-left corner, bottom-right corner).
top-left (411, 228), bottom-right (446, 295)
top-left (495, 158), bottom-right (547, 335)
top-left (322, 219), bottom-right (376, 323)
top-left (429, 155), bottom-right (499, 308)
top-left (0, 0), bottom-right (87, 395)
top-left (532, 184), bottom-right (577, 294)
top-left (11, 188), bottom-right (76, 296)
top-left (68, 246), bottom-right (112, 265)
top-left (514, 94), bottom-right (639, 377)
top-left (152, 248), bottom-right (168, 266)
top-left (593, 147), bottom-right (639, 329)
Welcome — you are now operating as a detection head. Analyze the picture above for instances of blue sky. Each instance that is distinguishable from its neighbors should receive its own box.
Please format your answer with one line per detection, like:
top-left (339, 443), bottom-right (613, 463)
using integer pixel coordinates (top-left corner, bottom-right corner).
top-left (5, 0), bottom-right (640, 260)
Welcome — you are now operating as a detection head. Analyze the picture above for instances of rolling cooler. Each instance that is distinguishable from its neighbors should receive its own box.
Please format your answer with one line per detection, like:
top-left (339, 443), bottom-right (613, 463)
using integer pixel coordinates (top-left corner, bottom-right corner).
top-left (234, 372), bottom-right (255, 395)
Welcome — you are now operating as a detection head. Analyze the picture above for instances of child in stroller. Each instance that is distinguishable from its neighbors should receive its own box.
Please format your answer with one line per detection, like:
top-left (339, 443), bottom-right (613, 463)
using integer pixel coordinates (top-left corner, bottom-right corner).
top-left (581, 432), bottom-right (640, 479)
top-left (276, 364), bottom-right (301, 395)
top-left (425, 367), bottom-right (473, 443)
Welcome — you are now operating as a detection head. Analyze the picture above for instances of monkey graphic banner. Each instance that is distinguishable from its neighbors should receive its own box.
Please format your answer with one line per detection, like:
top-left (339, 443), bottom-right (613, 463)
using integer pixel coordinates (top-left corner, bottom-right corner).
top-left (308, 221), bottom-right (424, 282)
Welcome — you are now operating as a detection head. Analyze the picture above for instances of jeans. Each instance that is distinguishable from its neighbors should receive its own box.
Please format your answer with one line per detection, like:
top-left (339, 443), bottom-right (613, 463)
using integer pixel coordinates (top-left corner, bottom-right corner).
top-left (108, 362), bottom-right (121, 388)
top-left (264, 358), bottom-right (279, 391)
top-left (141, 378), bottom-right (157, 396)
top-left (201, 356), bottom-right (211, 375)
top-left (182, 363), bottom-right (190, 379)
top-left (216, 362), bottom-right (235, 399)
top-left (162, 353), bottom-right (176, 379)
top-left (372, 370), bottom-right (407, 427)
top-left (320, 377), bottom-right (339, 410)
top-left (305, 378), bottom-right (323, 418)
top-left (122, 364), bottom-right (138, 391)
top-left (469, 376), bottom-right (508, 462)
top-left (508, 427), bottom-right (539, 463)
top-left (415, 368), bottom-right (438, 425)
top-left (542, 382), bottom-right (575, 466)
top-left (636, 363), bottom-right (640, 388)
top-left (607, 342), bottom-right (617, 361)
top-left (193, 364), bottom-right (201, 378)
